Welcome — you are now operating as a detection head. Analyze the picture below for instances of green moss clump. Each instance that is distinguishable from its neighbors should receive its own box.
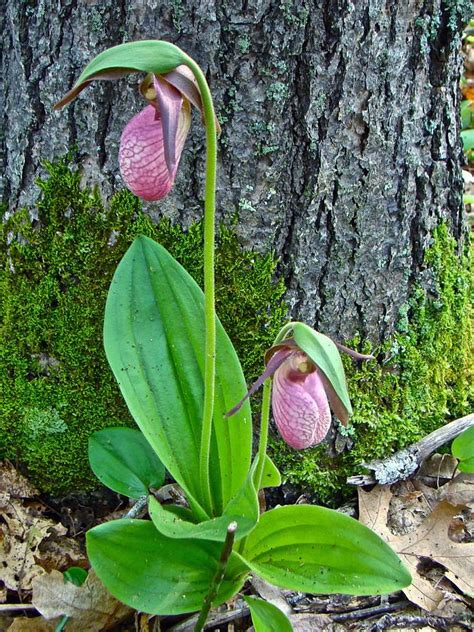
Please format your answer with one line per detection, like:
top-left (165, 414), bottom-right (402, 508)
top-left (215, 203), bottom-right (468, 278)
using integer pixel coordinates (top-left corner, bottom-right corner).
top-left (270, 223), bottom-right (473, 504)
top-left (0, 158), bottom-right (286, 493)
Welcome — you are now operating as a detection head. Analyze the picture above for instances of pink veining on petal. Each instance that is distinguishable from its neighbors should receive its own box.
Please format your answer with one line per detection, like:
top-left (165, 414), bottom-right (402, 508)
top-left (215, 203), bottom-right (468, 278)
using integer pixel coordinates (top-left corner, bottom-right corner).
top-left (272, 352), bottom-right (331, 450)
top-left (119, 102), bottom-right (190, 202)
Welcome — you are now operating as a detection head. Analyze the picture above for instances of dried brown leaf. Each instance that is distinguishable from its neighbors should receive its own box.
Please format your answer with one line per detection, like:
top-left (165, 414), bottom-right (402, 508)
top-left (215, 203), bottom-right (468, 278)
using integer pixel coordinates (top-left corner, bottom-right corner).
top-left (358, 486), bottom-right (474, 611)
top-left (0, 462), bottom-right (38, 498)
top-left (0, 494), bottom-right (84, 592)
top-left (31, 569), bottom-right (132, 631)
top-left (7, 617), bottom-right (58, 631)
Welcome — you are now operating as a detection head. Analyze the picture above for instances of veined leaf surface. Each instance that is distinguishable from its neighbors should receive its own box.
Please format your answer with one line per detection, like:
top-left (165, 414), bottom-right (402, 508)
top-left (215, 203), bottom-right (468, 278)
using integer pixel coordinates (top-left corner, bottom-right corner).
top-left (104, 236), bottom-right (252, 517)
top-left (241, 505), bottom-right (411, 595)
top-left (87, 519), bottom-right (248, 614)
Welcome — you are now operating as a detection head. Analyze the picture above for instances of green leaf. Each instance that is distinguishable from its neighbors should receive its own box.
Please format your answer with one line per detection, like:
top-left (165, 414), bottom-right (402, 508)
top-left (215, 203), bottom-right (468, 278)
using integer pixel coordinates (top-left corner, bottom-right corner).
top-left (148, 496), bottom-right (256, 541)
top-left (104, 236), bottom-right (252, 518)
top-left (258, 455), bottom-right (282, 489)
top-left (88, 427), bottom-right (165, 498)
top-left (461, 128), bottom-right (474, 151)
top-left (463, 194), bottom-right (474, 205)
top-left (461, 100), bottom-right (474, 130)
top-left (63, 567), bottom-right (88, 587)
top-left (452, 425), bottom-right (474, 473)
top-left (87, 519), bottom-right (248, 615)
top-left (241, 505), bottom-right (411, 595)
top-left (55, 41), bottom-right (186, 109)
top-left (292, 322), bottom-right (352, 421)
top-left (244, 596), bottom-right (293, 632)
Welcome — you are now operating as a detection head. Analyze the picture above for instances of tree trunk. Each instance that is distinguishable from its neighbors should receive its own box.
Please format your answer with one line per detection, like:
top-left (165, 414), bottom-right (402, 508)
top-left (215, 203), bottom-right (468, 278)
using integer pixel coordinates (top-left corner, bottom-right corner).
top-left (1, 0), bottom-right (469, 342)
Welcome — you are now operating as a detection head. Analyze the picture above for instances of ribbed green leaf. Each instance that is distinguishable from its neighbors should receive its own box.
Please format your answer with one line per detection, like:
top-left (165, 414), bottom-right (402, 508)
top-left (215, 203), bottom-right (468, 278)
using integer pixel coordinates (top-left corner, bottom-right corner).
top-left (104, 236), bottom-right (252, 518)
top-left (87, 519), bottom-right (248, 615)
top-left (244, 596), bottom-right (293, 632)
top-left (292, 323), bottom-right (352, 420)
top-left (88, 427), bottom-right (165, 498)
top-left (148, 496), bottom-right (256, 542)
top-left (55, 41), bottom-right (186, 109)
top-left (452, 425), bottom-right (474, 473)
top-left (241, 505), bottom-right (411, 595)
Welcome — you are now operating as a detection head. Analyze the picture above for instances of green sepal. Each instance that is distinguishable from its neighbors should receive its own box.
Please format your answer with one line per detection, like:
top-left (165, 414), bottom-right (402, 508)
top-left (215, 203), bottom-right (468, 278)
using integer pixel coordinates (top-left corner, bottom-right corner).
top-left (452, 425), bottom-right (474, 473)
top-left (86, 519), bottom-right (249, 615)
top-left (244, 596), bottom-right (293, 632)
top-left (292, 322), bottom-right (352, 422)
top-left (88, 427), bottom-right (165, 499)
top-left (148, 496), bottom-right (256, 542)
top-left (55, 41), bottom-right (186, 109)
top-left (241, 504), bottom-right (411, 595)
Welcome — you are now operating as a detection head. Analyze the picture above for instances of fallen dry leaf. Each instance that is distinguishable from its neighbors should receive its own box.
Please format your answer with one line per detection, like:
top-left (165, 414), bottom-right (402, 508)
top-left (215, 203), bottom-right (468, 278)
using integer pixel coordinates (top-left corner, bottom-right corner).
top-left (7, 617), bottom-right (58, 631)
top-left (358, 486), bottom-right (474, 611)
top-left (0, 462), bottom-right (38, 498)
top-left (32, 569), bottom-right (132, 631)
top-left (0, 493), bottom-right (86, 593)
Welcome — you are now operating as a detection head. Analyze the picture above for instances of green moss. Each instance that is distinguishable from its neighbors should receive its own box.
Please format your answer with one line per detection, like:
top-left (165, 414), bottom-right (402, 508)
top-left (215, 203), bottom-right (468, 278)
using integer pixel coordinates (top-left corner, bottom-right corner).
top-left (270, 224), bottom-right (473, 505)
top-left (0, 157), bottom-right (286, 493)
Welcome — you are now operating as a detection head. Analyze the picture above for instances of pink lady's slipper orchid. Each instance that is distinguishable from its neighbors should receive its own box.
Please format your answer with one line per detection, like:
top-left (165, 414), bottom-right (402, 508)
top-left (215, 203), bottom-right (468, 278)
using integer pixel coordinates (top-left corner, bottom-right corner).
top-left (55, 63), bottom-right (208, 202)
top-left (227, 337), bottom-right (372, 450)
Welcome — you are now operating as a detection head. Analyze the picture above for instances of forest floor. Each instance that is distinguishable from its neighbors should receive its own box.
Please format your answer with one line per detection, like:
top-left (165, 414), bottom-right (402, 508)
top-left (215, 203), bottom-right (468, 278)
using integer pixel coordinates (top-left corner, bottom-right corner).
top-left (1, 442), bottom-right (473, 632)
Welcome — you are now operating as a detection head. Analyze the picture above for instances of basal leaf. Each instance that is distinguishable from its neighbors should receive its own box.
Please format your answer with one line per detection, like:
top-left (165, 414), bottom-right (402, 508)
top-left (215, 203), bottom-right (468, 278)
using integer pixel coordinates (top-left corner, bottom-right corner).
top-left (244, 596), bottom-right (293, 632)
top-left (88, 427), bottom-right (165, 498)
top-left (87, 519), bottom-right (248, 615)
top-left (292, 322), bottom-right (352, 421)
top-left (452, 425), bottom-right (474, 473)
top-left (241, 505), bottom-right (411, 595)
top-left (148, 496), bottom-right (255, 542)
top-left (103, 236), bottom-right (252, 518)
top-left (55, 41), bottom-right (186, 109)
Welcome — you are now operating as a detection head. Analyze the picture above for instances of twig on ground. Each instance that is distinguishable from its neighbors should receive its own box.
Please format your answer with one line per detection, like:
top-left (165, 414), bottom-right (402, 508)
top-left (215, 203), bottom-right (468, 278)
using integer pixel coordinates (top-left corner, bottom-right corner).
top-left (367, 613), bottom-right (473, 631)
top-left (329, 599), bottom-right (411, 622)
top-left (124, 495), bottom-right (148, 518)
top-left (0, 604), bottom-right (37, 613)
top-left (347, 413), bottom-right (474, 486)
top-left (169, 604), bottom-right (250, 631)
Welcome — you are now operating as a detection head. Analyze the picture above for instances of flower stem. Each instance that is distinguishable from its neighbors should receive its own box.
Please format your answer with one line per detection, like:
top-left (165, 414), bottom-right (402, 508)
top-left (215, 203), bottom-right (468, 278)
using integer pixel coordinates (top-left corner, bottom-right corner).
top-left (183, 55), bottom-right (217, 514)
top-left (254, 322), bottom-right (295, 491)
top-left (194, 522), bottom-right (238, 632)
top-left (254, 378), bottom-right (272, 491)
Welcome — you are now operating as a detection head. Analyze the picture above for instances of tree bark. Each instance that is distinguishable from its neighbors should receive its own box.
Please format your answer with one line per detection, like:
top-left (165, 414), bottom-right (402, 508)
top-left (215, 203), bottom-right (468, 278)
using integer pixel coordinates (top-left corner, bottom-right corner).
top-left (1, 0), bottom-right (468, 343)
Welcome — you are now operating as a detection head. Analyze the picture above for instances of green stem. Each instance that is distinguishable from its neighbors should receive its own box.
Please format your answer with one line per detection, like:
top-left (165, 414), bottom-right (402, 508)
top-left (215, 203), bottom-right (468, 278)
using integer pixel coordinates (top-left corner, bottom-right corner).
top-left (254, 378), bottom-right (272, 491)
top-left (183, 55), bottom-right (218, 514)
top-left (194, 522), bottom-right (238, 632)
top-left (254, 322), bottom-right (295, 491)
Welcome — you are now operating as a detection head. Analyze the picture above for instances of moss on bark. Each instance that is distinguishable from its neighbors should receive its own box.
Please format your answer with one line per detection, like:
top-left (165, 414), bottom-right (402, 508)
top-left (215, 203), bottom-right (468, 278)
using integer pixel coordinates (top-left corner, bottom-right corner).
top-left (270, 223), bottom-right (473, 504)
top-left (0, 158), bottom-right (286, 493)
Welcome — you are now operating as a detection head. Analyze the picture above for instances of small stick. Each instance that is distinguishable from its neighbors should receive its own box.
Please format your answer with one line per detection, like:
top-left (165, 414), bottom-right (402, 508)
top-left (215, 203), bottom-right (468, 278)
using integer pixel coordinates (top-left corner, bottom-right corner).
top-left (124, 495), bottom-right (148, 518)
top-left (368, 613), bottom-right (473, 631)
top-left (169, 604), bottom-right (250, 631)
top-left (193, 522), bottom-right (238, 632)
top-left (0, 604), bottom-right (37, 613)
top-left (330, 599), bottom-right (411, 622)
top-left (347, 413), bottom-right (474, 486)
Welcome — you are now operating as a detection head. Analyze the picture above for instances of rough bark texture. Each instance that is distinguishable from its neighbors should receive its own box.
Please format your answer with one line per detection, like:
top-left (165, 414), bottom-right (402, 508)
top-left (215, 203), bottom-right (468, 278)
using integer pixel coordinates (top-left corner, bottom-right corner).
top-left (1, 0), bottom-right (469, 343)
